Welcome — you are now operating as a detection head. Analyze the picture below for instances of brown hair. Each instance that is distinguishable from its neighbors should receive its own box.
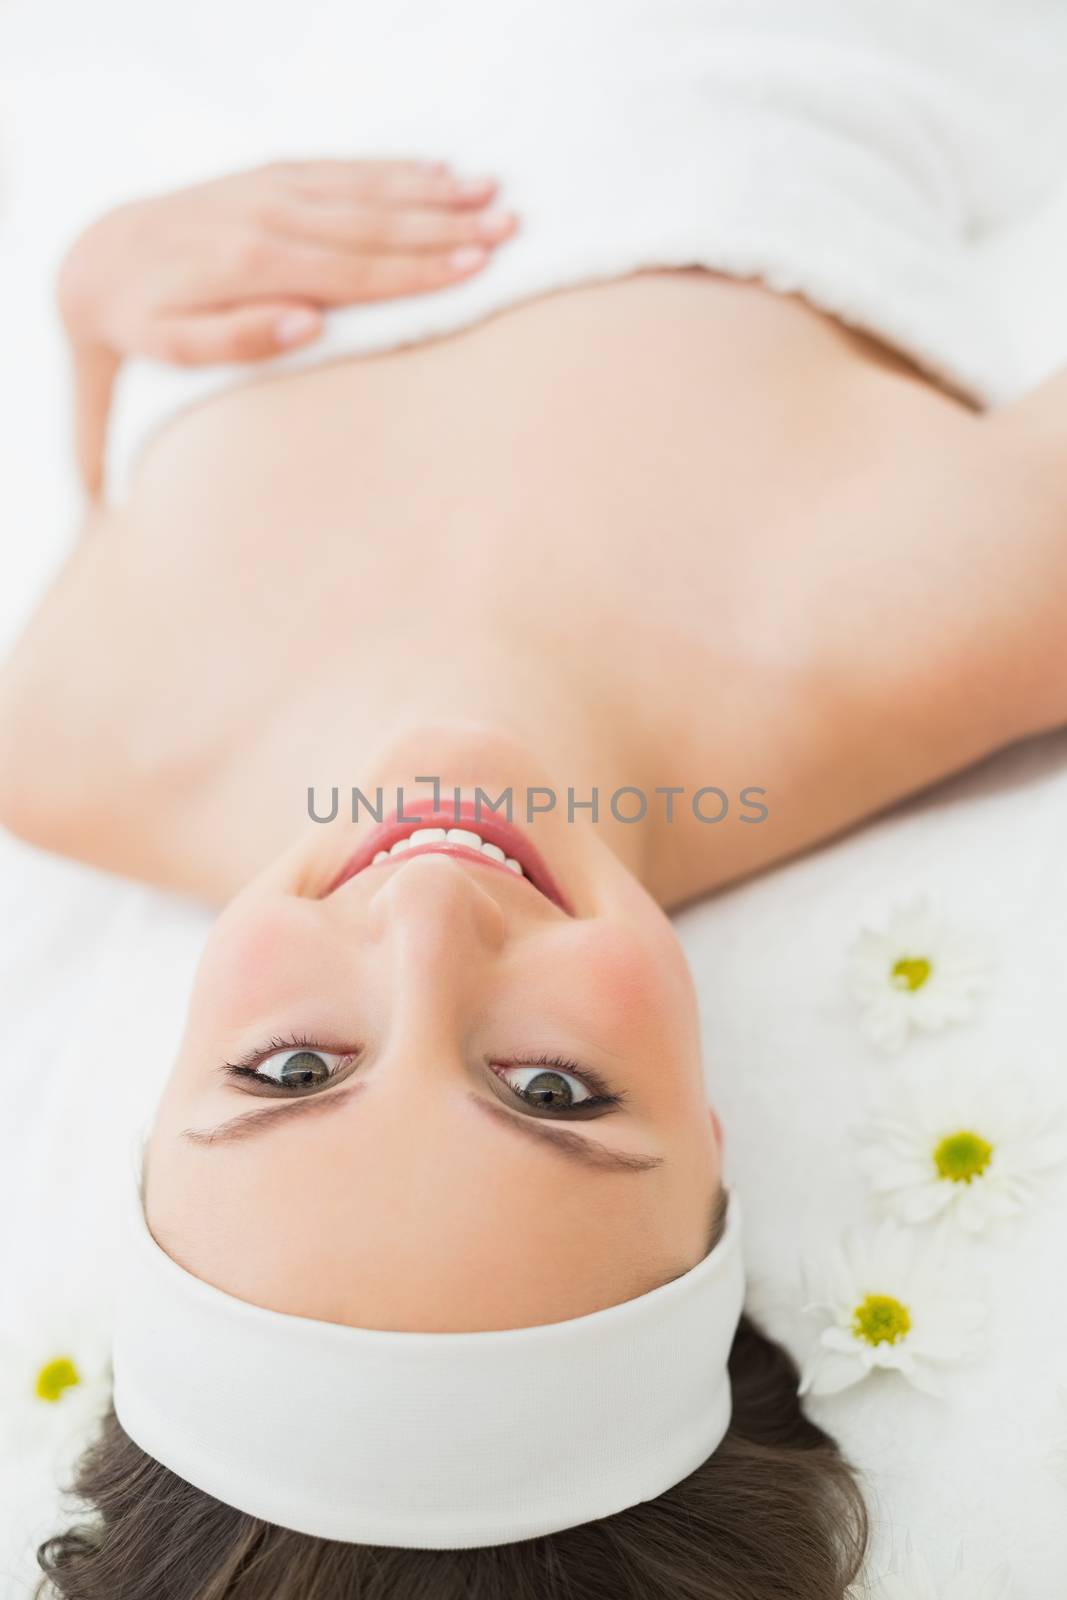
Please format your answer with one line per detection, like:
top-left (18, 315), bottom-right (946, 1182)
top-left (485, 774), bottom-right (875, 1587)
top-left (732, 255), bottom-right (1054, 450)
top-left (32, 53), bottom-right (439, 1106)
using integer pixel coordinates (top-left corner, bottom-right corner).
top-left (37, 1192), bottom-right (868, 1598)
top-left (36, 1317), bottom-right (867, 1599)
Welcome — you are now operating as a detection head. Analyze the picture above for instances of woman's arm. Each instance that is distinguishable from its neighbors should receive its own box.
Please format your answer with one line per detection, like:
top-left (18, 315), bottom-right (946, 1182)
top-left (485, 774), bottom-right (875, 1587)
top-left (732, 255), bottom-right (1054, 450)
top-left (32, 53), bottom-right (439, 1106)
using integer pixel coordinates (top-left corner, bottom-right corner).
top-left (56, 159), bottom-right (518, 498)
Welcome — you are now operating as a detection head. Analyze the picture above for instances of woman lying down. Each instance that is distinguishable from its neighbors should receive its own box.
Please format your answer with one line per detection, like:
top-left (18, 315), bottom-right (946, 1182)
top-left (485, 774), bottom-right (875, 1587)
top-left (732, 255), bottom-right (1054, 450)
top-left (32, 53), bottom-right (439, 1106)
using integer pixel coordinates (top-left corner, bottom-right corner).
top-left (2, 4), bottom-right (1067, 1596)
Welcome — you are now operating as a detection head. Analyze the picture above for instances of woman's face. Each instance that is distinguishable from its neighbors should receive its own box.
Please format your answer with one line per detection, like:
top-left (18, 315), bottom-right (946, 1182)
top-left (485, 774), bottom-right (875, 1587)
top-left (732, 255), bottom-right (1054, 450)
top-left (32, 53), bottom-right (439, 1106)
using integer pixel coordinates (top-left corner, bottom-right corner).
top-left (146, 727), bottom-right (723, 1332)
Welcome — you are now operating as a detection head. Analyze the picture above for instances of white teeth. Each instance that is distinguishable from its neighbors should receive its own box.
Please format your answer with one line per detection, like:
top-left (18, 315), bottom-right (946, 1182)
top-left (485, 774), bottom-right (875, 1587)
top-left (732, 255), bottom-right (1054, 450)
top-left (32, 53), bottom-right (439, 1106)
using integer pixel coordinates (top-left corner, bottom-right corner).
top-left (378, 825), bottom-right (527, 878)
top-left (446, 828), bottom-right (483, 850)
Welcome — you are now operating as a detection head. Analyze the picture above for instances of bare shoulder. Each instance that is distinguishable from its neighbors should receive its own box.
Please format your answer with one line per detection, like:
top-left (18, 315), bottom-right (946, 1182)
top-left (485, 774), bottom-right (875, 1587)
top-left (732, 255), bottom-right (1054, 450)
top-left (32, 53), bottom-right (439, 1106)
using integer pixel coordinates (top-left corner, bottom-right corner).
top-left (913, 388), bottom-right (1067, 749)
top-left (650, 394), bottom-right (1067, 908)
top-left (797, 393), bottom-right (1066, 753)
top-left (0, 502), bottom-right (214, 883)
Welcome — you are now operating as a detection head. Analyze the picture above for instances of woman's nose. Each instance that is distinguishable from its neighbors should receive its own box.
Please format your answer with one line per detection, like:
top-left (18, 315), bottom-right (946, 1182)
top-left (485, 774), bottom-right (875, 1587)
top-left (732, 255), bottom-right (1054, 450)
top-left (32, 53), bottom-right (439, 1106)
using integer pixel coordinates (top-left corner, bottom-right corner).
top-left (365, 850), bottom-right (507, 967)
top-left (357, 853), bottom-right (506, 1081)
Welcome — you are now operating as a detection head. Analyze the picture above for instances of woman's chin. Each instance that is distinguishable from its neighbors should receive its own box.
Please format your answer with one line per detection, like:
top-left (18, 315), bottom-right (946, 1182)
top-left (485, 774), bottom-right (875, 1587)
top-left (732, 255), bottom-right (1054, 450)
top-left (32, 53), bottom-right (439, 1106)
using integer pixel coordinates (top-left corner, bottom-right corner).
top-left (364, 718), bottom-right (552, 796)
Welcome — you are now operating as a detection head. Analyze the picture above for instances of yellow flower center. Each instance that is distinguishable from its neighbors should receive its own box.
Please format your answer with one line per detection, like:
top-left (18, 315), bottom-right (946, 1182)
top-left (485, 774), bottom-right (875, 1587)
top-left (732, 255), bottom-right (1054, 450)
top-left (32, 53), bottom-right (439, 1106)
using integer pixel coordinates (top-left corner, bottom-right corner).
top-left (851, 1293), bottom-right (912, 1347)
top-left (891, 956), bottom-right (932, 992)
top-left (35, 1356), bottom-right (81, 1404)
top-left (933, 1129), bottom-right (994, 1183)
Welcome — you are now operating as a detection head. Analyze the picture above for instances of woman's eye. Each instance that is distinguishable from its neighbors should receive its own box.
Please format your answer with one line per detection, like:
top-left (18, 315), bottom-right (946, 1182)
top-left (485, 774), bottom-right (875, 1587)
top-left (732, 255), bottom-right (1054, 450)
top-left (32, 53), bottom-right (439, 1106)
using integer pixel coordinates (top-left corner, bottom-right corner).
top-left (251, 1048), bottom-right (349, 1089)
top-left (494, 1065), bottom-right (597, 1112)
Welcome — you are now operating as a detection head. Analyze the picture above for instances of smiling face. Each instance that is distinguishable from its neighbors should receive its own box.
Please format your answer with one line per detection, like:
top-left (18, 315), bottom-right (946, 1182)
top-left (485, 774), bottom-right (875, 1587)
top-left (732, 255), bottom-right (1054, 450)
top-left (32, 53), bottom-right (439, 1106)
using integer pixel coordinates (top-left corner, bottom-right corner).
top-left (145, 727), bottom-right (723, 1333)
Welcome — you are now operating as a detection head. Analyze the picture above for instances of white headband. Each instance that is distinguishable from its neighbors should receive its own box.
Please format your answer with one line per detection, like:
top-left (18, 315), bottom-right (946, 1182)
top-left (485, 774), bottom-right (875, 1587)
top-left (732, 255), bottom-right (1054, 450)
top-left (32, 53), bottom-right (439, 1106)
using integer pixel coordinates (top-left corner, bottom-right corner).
top-left (111, 1147), bottom-right (745, 1548)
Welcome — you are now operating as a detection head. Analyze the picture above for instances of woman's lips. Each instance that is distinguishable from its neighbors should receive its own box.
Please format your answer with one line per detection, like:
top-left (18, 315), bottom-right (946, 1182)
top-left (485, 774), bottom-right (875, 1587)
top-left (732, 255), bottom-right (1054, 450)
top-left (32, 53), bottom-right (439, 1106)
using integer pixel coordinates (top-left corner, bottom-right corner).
top-left (324, 799), bottom-right (574, 913)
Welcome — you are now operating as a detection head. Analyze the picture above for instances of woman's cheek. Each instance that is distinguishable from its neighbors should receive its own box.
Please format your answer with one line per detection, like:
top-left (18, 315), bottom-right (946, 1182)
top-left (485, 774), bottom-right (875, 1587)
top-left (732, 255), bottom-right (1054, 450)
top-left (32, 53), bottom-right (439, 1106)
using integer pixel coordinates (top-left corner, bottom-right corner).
top-left (561, 921), bottom-right (697, 1042)
top-left (191, 896), bottom-right (313, 1021)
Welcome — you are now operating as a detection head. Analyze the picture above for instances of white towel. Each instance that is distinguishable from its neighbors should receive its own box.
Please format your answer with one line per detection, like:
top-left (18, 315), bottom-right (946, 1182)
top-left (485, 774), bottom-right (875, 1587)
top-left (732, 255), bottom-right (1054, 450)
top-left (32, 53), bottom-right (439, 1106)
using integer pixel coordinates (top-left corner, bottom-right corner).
top-left (8, 0), bottom-right (1059, 492)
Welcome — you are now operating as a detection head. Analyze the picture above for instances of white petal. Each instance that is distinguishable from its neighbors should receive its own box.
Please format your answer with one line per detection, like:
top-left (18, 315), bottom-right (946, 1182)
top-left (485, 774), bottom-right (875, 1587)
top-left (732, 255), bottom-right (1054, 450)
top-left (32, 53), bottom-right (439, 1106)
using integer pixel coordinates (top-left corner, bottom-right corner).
top-left (890, 1185), bottom-right (955, 1225)
top-left (800, 1349), bottom-right (868, 1397)
top-left (866, 1341), bottom-right (911, 1372)
top-left (900, 1360), bottom-right (945, 1398)
top-left (821, 1325), bottom-right (866, 1355)
top-left (953, 1183), bottom-right (996, 1233)
top-left (861, 1155), bottom-right (936, 1191)
top-left (862, 1004), bottom-right (911, 1054)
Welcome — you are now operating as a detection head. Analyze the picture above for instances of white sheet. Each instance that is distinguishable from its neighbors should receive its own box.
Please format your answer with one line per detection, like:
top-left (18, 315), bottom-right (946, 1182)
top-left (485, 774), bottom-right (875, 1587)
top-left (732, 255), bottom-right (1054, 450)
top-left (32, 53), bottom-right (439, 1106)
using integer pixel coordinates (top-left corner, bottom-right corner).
top-left (3, 4), bottom-right (1067, 1594)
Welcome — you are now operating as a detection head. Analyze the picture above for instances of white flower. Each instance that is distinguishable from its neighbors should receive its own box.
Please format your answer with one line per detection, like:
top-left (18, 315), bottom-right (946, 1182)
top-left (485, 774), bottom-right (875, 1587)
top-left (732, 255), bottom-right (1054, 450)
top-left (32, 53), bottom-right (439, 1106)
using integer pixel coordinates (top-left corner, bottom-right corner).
top-left (0, 1305), bottom-right (112, 1475)
top-left (852, 1069), bottom-right (1067, 1235)
top-left (848, 1539), bottom-right (1012, 1599)
top-left (845, 898), bottom-right (992, 1054)
top-left (799, 1220), bottom-right (986, 1399)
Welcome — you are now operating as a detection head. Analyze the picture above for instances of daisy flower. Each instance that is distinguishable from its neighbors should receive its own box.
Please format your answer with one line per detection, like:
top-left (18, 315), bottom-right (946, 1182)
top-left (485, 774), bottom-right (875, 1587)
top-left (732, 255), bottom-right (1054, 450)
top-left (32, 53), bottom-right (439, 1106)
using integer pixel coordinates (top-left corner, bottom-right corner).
top-left (848, 1539), bottom-right (1012, 1599)
top-left (799, 1220), bottom-right (986, 1399)
top-left (0, 1305), bottom-right (112, 1474)
top-left (852, 1069), bottom-right (1067, 1235)
top-left (845, 898), bottom-right (992, 1054)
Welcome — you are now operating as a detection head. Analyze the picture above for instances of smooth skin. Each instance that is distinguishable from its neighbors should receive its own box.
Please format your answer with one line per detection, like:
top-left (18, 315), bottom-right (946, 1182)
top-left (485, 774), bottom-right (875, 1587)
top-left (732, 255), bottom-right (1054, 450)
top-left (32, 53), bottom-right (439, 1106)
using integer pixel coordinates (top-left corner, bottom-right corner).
top-left (145, 725), bottom-right (726, 1332)
top-left (1, 157), bottom-right (1065, 1333)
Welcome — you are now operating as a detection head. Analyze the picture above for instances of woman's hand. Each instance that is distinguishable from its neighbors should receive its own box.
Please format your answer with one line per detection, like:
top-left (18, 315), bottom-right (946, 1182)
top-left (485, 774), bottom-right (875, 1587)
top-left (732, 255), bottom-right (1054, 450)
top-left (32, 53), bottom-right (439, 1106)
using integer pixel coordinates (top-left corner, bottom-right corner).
top-left (57, 158), bottom-right (519, 496)
top-left (58, 159), bottom-right (516, 364)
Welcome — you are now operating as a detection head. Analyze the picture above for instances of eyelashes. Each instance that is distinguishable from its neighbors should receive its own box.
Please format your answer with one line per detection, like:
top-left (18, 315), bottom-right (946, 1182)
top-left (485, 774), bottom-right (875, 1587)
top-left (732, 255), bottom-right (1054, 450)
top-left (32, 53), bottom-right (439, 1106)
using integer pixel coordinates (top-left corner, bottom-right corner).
top-left (490, 1052), bottom-right (624, 1114)
top-left (221, 1032), bottom-right (350, 1074)
top-left (220, 1038), bottom-right (625, 1116)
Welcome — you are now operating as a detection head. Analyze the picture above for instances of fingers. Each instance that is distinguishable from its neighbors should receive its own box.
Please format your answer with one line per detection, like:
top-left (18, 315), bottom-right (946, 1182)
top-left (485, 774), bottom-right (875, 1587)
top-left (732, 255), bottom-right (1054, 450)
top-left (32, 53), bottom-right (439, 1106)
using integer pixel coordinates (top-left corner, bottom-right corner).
top-left (138, 158), bottom-right (517, 366)
top-left (272, 197), bottom-right (519, 254)
top-left (265, 158), bottom-right (499, 210)
top-left (70, 340), bottom-right (120, 499)
top-left (146, 303), bottom-right (323, 366)
top-left (238, 159), bottom-right (518, 304)
top-left (249, 240), bottom-right (496, 307)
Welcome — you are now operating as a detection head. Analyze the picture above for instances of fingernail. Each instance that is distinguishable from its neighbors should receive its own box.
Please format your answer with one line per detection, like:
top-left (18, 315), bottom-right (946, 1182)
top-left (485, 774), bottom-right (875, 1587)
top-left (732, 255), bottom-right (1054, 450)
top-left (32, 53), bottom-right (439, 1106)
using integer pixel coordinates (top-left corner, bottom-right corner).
top-left (454, 174), bottom-right (495, 197)
top-left (275, 308), bottom-right (319, 346)
top-left (419, 160), bottom-right (450, 176)
top-left (477, 207), bottom-right (516, 238)
top-left (450, 245), bottom-right (488, 271)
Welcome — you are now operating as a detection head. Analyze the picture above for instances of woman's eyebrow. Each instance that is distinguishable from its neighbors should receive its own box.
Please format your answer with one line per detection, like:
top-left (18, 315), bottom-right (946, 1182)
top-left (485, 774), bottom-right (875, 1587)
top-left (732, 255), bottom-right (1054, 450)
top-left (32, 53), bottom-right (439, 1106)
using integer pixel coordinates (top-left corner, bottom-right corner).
top-left (467, 1093), bottom-right (664, 1173)
top-left (181, 1084), bottom-right (367, 1146)
top-left (180, 1083), bottom-right (662, 1173)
